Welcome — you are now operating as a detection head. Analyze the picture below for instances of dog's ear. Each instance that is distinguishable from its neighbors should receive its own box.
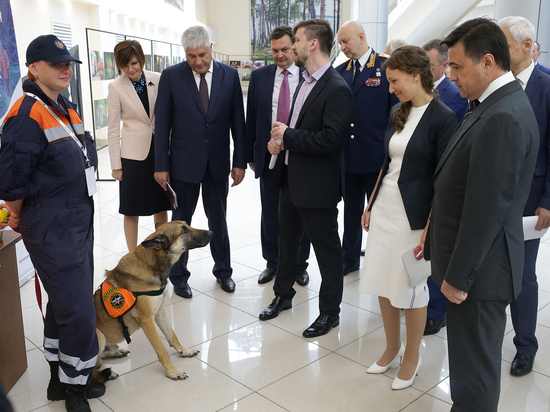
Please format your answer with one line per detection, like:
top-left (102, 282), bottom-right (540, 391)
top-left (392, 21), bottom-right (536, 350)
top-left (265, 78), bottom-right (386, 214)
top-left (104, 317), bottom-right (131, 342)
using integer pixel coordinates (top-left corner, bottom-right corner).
top-left (141, 234), bottom-right (169, 250)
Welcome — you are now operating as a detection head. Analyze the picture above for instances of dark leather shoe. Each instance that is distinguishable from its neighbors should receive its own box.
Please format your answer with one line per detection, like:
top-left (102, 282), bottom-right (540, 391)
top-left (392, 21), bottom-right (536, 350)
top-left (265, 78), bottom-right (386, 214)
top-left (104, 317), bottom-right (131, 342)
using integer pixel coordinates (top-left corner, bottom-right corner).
top-left (343, 266), bottom-right (359, 276)
top-left (423, 317), bottom-right (446, 336)
top-left (303, 314), bottom-right (339, 338)
top-left (174, 282), bottom-right (192, 298)
top-left (258, 268), bottom-right (276, 284)
top-left (296, 269), bottom-right (309, 286)
top-left (47, 381), bottom-right (105, 401)
top-left (259, 296), bottom-right (292, 320)
top-left (510, 353), bottom-right (534, 376)
top-left (218, 276), bottom-right (235, 293)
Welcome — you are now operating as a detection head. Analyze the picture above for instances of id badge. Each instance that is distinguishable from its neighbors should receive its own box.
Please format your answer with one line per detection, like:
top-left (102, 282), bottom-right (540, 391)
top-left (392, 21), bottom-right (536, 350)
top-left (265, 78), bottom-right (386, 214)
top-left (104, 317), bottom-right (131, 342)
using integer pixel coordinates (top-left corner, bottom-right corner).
top-left (85, 166), bottom-right (98, 196)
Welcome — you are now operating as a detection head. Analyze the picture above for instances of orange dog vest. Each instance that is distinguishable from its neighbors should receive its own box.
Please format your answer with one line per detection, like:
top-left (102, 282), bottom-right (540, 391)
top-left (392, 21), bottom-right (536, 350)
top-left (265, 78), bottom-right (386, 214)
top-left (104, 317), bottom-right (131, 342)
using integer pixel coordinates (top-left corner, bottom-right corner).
top-left (100, 280), bottom-right (165, 343)
top-left (101, 281), bottom-right (137, 318)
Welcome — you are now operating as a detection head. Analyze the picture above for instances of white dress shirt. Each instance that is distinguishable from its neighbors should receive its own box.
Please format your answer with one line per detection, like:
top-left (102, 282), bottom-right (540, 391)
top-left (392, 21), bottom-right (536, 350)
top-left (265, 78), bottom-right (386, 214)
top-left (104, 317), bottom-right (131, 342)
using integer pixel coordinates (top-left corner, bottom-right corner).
top-left (192, 64), bottom-right (213, 97)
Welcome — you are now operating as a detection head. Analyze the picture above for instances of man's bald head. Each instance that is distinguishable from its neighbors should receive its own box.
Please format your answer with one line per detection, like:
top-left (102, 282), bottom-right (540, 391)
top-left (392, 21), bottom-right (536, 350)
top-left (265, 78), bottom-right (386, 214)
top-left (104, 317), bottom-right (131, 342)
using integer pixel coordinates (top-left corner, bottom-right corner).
top-left (337, 20), bottom-right (369, 60)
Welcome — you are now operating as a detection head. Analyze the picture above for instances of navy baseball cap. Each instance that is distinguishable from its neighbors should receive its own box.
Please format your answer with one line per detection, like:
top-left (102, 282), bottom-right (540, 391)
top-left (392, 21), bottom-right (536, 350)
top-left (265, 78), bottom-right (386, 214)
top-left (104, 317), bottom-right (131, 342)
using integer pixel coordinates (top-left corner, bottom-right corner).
top-left (26, 35), bottom-right (82, 66)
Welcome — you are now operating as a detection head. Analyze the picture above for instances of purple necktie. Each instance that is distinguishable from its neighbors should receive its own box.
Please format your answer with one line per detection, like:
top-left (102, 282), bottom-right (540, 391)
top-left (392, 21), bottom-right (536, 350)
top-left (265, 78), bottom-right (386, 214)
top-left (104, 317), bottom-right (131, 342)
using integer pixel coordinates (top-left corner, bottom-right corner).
top-left (200, 73), bottom-right (209, 113)
top-left (277, 69), bottom-right (290, 123)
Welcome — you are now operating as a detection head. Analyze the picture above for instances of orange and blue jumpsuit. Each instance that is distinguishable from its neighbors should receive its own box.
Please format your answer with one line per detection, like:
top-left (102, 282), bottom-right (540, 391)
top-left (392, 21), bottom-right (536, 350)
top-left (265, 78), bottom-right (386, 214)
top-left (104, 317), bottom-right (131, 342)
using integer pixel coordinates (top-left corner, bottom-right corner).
top-left (0, 80), bottom-right (98, 385)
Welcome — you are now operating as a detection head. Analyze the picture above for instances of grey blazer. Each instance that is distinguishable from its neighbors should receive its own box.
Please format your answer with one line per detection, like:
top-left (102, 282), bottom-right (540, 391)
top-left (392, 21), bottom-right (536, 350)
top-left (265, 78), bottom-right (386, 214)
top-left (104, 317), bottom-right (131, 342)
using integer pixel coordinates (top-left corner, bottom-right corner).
top-left (429, 80), bottom-right (539, 300)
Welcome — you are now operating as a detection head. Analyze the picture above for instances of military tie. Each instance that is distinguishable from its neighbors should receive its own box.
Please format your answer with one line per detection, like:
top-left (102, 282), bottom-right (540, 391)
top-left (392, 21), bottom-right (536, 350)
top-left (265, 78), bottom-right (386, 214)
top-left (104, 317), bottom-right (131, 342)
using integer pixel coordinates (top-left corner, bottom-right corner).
top-left (353, 60), bottom-right (361, 85)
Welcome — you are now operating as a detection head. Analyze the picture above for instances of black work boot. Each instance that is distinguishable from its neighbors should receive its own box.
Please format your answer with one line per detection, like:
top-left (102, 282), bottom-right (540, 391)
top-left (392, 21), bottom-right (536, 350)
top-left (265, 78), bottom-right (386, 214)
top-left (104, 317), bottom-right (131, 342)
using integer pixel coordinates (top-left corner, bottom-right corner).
top-left (65, 385), bottom-right (91, 412)
top-left (47, 362), bottom-right (105, 401)
top-left (47, 361), bottom-right (67, 401)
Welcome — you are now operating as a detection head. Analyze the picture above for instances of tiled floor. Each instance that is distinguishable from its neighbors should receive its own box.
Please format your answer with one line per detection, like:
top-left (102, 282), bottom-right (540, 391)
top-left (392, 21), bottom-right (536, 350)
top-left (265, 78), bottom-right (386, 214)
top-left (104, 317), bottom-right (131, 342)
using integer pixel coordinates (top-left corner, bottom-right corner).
top-left (7, 150), bottom-right (550, 411)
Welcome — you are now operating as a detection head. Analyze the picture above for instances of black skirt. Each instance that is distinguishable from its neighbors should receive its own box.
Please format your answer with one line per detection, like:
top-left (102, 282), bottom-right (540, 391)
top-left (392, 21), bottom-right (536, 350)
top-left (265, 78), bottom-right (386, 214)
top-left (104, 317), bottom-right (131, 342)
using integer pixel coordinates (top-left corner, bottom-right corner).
top-left (119, 137), bottom-right (170, 216)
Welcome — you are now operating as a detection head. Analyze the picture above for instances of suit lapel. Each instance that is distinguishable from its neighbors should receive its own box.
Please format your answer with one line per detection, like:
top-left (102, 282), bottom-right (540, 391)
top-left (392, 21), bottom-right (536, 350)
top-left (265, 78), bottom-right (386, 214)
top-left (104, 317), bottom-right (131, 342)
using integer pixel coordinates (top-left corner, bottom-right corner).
top-left (121, 74), bottom-right (150, 124)
top-left (340, 59), bottom-right (353, 88)
top-left (435, 81), bottom-right (522, 176)
top-left (352, 51), bottom-right (378, 95)
top-left (525, 66), bottom-right (540, 104)
top-left (295, 67), bottom-right (333, 126)
top-left (208, 61), bottom-right (222, 117)
top-left (181, 63), bottom-right (207, 117)
top-left (265, 64), bottom-right (277, 124)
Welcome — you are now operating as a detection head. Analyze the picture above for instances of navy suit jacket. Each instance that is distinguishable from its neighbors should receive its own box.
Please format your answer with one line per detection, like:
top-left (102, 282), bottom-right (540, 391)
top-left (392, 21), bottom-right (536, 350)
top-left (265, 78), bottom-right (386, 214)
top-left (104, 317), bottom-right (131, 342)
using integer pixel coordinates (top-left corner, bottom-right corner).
top-left (525, 65), bottom-right (550, 214)
top-left (245, 64), bottom-right (303, 178)
top-left (335, 51), bottom-right (399, 174)
top-left (536, 62), bottom-right (550, 76)
top-left (154, 60), bottom-right (246, 184)
top-left (369, 100), bottom-right (457, 230)
top-left (436, 76), bottom-right (468, 122)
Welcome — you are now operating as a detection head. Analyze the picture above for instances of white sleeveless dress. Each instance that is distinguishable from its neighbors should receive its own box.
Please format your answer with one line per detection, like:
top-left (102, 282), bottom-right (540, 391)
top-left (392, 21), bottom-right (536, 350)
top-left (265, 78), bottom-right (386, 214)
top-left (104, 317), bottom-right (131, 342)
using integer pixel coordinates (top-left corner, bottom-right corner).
top-left (359, 103), bottom-right (430, 309)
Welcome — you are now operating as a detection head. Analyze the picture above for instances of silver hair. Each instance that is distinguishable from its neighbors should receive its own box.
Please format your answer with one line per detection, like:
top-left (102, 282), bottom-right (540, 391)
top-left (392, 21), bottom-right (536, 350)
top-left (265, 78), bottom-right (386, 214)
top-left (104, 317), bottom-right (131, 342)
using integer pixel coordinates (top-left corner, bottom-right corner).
top-left (386, 38), bottom-right (408, 54)
top-left (181, 26), bottom-right (211, 50)
top-left (498, 16), bottom-right (536, 53)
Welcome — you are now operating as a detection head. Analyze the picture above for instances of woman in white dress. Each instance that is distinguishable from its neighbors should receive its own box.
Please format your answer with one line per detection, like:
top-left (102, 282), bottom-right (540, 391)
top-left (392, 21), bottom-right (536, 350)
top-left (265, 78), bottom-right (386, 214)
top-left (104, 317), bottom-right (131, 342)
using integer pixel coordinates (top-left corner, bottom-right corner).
top-left (360, 46), bottom-right (457, 389)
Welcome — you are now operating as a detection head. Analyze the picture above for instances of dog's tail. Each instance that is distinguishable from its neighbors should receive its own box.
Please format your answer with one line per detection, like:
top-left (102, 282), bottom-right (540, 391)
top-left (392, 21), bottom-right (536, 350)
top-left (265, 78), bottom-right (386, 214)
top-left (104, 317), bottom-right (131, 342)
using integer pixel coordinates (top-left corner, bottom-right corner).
top-left (92, 368), bottom-right (115, 384)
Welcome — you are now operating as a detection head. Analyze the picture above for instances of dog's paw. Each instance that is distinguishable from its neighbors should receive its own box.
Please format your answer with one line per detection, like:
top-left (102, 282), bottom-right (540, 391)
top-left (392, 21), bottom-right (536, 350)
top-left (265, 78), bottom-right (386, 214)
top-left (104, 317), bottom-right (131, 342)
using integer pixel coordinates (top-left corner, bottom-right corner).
top-left (112, 349), bottom-right (130, 358)
top-left (92, 368), bottom-right (118, 383)
top-left (178, 348), bottom-right (199, 358)
top-left (167, 368), bottom-right (189, 380)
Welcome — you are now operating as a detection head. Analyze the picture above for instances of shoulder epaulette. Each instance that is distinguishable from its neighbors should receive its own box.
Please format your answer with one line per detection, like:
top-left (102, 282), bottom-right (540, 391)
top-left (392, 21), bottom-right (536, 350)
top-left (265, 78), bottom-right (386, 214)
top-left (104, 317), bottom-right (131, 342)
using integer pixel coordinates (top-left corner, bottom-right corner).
top-left (379, 53), bottom-right (391, 59)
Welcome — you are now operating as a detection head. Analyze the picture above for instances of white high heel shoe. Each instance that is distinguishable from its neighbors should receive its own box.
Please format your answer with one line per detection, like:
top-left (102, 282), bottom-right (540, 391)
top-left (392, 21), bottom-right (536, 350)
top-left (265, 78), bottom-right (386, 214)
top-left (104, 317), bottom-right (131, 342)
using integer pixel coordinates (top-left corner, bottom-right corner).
top-left (366, 343), bottom-right (405, 374)
top-left (391, 356), bottom-right (422, 390)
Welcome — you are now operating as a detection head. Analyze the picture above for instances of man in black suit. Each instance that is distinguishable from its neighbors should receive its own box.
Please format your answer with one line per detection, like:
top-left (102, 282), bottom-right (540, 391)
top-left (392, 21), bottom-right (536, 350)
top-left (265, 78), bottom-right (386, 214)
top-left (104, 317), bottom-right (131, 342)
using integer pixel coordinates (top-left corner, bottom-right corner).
top-left (499, 16), bottom-right (550, 377)
top-left (246, 26), bottom-right (311, 286)
top-left (430, 18), bottom-right (538, 411)
top-left (258, 19), bottom-right (354, 338)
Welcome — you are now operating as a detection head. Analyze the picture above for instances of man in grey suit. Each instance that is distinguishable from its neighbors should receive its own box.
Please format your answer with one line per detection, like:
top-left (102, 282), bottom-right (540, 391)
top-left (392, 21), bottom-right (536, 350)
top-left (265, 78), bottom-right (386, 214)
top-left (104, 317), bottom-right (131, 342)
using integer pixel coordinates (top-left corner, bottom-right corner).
top-left (429, 18), bottom-right (539, 411)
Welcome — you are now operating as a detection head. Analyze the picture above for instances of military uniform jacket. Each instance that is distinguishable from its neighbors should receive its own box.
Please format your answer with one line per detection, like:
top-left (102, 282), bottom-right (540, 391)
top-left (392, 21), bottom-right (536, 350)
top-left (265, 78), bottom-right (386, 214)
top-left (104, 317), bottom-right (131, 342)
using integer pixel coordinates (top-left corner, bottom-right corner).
top-left (335, 50), bottom-right (399, 174)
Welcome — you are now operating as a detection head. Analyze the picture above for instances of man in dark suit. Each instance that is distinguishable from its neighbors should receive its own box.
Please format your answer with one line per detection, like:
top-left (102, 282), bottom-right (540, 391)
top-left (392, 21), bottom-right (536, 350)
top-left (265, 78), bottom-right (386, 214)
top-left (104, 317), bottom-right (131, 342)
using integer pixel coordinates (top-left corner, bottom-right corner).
top-left (335, 20), bottom-right (398, 276)
top-left (430, 18), bottom-right (538, 411)
top-left (423, 39), bottom-right (468, 122)
top-left (258, 19), bottom-right (354, 338)
top-left (246, 26), bottom-right (311, 286)
top-left (532, 40), bottom-right (550, 75)
top-left (154, 26), bottom-right (246, 298)
top-left (499, 16), bottom-right (550, 377)
top-left (421, 39), bottom-right (468, 336)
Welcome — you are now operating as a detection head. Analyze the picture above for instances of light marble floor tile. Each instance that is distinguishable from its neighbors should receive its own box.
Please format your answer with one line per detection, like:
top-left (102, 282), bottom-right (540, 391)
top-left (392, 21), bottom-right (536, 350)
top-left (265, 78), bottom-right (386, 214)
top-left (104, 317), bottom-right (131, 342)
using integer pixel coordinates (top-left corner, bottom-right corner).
top-left (258, 352), bottom-right (423, 412)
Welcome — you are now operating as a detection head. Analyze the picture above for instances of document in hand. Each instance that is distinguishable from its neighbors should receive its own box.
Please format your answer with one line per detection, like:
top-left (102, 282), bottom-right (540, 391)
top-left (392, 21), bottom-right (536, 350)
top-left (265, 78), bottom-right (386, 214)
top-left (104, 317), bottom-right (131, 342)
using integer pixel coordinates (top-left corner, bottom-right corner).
top-left (401, 247), bottom-right (431, 287)
top-left (523, 216), bottom-right (549, 241)
top-left (165, 182), bottom-right (179, 210)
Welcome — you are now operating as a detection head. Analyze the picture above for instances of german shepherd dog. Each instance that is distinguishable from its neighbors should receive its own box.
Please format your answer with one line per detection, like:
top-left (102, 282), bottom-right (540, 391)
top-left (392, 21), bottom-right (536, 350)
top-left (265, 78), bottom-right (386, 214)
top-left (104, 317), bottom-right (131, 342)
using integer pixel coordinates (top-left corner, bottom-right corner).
top-left (93, 221), bottom-right (212, 382)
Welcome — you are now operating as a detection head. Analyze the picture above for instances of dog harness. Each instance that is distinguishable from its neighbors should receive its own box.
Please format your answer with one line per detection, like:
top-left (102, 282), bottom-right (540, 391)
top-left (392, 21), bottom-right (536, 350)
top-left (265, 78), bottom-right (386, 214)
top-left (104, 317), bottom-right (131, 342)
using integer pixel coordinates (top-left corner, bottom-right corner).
top-left (100, 280), bottom-right (166, 343)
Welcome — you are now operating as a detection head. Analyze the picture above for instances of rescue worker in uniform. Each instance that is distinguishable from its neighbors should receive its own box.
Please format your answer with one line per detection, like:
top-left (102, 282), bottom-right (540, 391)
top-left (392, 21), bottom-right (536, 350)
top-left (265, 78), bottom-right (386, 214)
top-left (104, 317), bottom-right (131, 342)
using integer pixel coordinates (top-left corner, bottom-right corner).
top-left (0, 35), bottom-right (103, 412)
